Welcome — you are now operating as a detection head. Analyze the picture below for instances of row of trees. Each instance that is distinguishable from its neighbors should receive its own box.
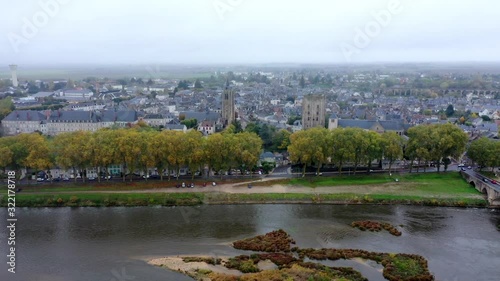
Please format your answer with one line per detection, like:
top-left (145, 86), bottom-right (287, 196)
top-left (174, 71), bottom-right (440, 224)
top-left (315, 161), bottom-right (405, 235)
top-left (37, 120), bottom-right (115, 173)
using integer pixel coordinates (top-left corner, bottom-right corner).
top-left (288, 123), bottom-right (469, 176)
top-left (0, 129), bottom-right (262, 182)
top-left (406, 124), bottom-right (468, 172)
top-left (467, 138), bottom-right (500, 171)
top-left (288, 127), bottom-right (404, 176)
top-left (0, 122), bottom-right (483, 181)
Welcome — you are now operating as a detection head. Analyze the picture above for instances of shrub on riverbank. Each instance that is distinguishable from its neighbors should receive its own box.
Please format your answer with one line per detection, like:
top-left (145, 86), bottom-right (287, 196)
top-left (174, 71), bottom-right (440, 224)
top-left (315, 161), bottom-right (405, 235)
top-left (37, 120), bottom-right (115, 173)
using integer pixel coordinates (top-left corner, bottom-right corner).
top-left (295, 248), bottom-right (434, 281)
top-left (382, 254), bottom-right (433, 281)
top-left (2, 193), bottom-right (203, 207)
top-left (351, 221), bottom-right (402, 236)
top-left (214, 264), bottom-right (368, 281)
top-left (232, 229), bottom-right (296, 252)
top-left (224, 256), bottom-right (260, 273)
top-left (182, 256), bottom-right (222, 265)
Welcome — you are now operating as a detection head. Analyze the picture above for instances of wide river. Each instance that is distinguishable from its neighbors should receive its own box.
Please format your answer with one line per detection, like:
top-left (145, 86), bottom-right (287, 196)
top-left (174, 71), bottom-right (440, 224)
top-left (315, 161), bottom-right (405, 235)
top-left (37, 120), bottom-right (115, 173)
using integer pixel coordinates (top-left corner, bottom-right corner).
top-left (1, 205), bottom-right (499, 281)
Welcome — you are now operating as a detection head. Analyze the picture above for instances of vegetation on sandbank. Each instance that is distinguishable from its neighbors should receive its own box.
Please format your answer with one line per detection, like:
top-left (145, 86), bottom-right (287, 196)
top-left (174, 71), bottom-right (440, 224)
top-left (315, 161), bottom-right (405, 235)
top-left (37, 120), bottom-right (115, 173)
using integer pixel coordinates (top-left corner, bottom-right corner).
top-left (351, 221), bottom-right (402, 236)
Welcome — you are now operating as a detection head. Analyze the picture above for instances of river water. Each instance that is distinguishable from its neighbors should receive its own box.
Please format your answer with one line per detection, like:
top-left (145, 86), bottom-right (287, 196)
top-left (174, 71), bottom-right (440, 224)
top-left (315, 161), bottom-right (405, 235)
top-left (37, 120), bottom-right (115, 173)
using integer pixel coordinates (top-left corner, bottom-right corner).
top-left (1, 205), bottom-right (499, 281)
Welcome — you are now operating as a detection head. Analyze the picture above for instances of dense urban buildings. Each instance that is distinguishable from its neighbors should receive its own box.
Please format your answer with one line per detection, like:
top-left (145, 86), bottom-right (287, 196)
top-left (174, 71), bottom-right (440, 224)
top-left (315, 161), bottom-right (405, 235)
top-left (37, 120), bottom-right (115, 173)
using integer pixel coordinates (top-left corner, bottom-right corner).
top-left (1, 64), bottom-right (499, 141)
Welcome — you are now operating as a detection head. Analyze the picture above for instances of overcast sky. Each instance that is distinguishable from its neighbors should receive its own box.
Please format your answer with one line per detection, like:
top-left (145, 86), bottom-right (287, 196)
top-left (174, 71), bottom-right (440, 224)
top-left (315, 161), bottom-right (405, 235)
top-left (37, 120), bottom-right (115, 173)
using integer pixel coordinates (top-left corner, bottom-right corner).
top-left (1, 0), bottom-right (499, 65)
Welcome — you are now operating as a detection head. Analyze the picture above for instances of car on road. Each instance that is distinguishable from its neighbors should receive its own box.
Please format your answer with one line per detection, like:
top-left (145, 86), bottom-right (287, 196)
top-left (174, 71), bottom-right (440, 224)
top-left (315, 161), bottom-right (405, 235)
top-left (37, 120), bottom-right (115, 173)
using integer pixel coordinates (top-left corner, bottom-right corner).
top-left (483, 178), bottom-right (489, 183)
top-left (467, 166), bottom-right (472, 169)
top-left (458, 163), bottom-right (465, 167)
top-left (36, 177), bottom-right (45, 182)
top-left (491, 179), bottom-right (498, 184)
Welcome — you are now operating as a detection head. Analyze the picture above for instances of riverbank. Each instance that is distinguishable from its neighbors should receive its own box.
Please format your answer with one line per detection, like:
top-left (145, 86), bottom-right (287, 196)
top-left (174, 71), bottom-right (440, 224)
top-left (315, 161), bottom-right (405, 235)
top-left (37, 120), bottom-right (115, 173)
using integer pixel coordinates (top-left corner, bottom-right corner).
top-left (1, 191), bottom-right (487, 208)
top-left (1, 173), bottom-right (488, 207)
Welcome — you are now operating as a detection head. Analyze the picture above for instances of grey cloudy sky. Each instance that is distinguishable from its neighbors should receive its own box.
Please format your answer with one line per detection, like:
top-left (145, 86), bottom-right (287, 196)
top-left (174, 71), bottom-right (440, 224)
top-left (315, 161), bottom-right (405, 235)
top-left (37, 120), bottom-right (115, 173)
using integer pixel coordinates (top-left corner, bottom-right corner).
top-left (1, 0), bottom-right (499, 65)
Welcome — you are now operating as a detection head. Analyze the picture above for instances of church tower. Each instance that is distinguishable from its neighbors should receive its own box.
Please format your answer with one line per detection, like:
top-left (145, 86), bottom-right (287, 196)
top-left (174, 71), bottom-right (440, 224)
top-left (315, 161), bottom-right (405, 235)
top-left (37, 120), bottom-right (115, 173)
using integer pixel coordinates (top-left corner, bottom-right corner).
top-left (222, 80), bottom-right (235, 127)
top-left (302, 94), bottom-right (326, 130)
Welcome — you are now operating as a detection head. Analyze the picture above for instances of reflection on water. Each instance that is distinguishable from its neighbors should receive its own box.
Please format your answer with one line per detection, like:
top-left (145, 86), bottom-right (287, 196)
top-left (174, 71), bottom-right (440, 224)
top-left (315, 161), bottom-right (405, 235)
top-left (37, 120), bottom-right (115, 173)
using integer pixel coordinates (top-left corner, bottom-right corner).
top-left (0, 205), bottom-right (499, 281)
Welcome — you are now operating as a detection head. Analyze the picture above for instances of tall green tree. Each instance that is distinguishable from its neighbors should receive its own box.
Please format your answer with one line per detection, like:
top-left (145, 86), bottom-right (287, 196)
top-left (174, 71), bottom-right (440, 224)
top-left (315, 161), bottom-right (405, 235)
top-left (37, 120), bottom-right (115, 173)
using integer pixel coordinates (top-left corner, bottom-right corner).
top-left (330, 128), bottom-right (354, 175)
top-left (205, 133), bottom-right (232, 178)
top-left (194, 79), bottom-right (203, 89)
top-left (350, 128), bottom-right (369, 175)
top-left (152, 131), bottom-right (172, 180)
top-left (288, 130), bottom-right (316, 176)
top-left (299, 75), bottom-right (306, 88)
top-left (115, 129), bottom-right (142, 181)
top-left (0, 97), bottom-right (15, 120)
top-left (381, 132), bottom-right (405, 173)
top-left (288, 128), bottom-right (332, 176)
top-left (467, 137), bottom-right (499, 171)
top-left (53, 131), bottom-right (92, 181)
top-left (445, 104), bottom-right (455, 117)
top-left (364, 131), bottom-right (383, 174)
top-left (183, 130), bottom-right (205, 179)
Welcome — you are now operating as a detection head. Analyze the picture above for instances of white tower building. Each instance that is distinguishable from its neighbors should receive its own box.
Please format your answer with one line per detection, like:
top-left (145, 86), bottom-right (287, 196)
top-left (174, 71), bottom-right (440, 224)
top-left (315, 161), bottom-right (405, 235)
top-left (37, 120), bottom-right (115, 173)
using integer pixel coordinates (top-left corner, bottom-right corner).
top-left (9, 65), bottom-right (18, 87)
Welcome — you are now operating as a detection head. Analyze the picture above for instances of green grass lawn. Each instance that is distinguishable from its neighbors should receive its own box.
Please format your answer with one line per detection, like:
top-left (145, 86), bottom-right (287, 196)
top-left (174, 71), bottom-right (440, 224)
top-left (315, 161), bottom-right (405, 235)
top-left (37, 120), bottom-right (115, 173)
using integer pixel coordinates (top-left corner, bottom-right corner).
top-left (2, 172), bottom-right (487, 207)
top-left (261, 172), bottom-right (479, 195)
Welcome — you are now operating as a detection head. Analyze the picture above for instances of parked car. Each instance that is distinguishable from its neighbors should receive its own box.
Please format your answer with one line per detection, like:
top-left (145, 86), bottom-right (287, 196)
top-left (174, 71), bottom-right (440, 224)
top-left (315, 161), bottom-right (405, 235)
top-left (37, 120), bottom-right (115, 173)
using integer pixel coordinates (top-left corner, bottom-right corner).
top-left (36, 177), bottom-right (45, 182)
top-left (458, 163), bottom-right (465, 167)
top-left (63, 177), bottom-right (69, 181)
top-left (88, 177), bottom-right (96, 181)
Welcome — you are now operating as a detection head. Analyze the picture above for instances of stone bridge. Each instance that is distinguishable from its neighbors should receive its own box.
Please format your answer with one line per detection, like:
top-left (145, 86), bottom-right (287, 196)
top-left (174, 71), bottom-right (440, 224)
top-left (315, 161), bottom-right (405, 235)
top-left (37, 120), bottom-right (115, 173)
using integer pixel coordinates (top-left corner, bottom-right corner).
top-left (461, 171), bottom-right (500, 207)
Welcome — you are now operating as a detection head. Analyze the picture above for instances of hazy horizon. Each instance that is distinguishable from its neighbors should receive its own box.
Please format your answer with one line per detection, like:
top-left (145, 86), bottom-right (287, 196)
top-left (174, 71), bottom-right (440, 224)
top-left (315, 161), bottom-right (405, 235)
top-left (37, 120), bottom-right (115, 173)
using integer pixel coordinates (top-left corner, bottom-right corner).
top-left (2, 0), bottom-right (500, 66)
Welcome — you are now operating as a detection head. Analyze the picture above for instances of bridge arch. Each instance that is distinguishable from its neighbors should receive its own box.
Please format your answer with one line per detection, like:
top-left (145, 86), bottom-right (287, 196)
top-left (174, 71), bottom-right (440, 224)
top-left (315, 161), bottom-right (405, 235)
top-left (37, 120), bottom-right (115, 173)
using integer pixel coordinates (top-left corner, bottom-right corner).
top-left (469, 181), bottom-right (476, 188)
top-left (481, 188), bottom-right (489, 199)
